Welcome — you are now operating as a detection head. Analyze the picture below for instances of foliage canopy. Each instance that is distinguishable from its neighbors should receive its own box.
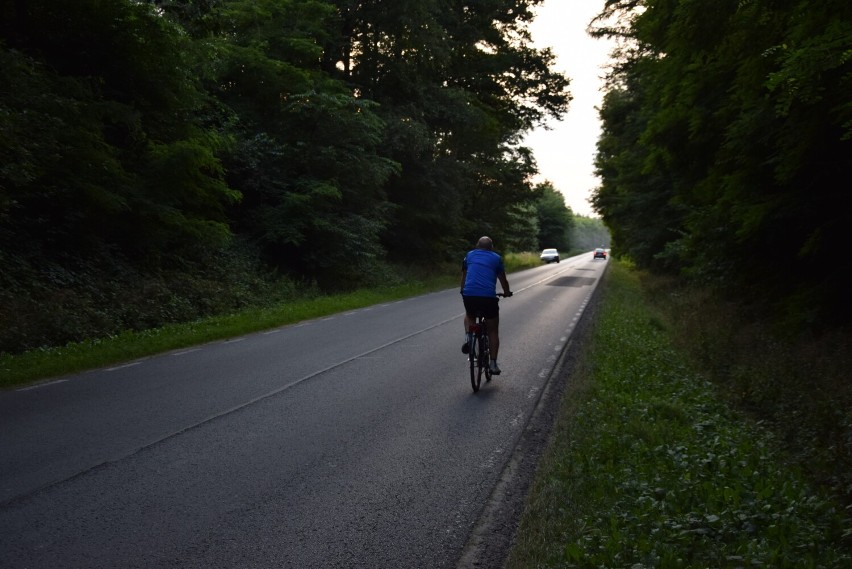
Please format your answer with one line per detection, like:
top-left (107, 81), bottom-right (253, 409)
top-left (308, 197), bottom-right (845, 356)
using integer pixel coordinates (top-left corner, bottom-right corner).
top-left (591, 0), bottom-right (852, 329)
top-left (0, 0), bottom-right (577, 352)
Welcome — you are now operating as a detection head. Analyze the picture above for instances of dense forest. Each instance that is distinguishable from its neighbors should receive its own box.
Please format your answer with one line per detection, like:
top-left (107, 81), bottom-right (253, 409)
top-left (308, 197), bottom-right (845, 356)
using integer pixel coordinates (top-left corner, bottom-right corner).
top-left (3, 0), bottom-right (847, 356)
top-left (1, 0), bottom-right (612, 354)
top-left (591, 0), bottom-right (851, 330)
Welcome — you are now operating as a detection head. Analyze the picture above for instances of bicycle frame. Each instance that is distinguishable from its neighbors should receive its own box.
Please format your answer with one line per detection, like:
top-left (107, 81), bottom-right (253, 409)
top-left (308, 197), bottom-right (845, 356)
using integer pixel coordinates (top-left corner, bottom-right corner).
top-left (464, 292), bottom-right (509, 393)
top-left (467, 314), bottom-right (492, 393)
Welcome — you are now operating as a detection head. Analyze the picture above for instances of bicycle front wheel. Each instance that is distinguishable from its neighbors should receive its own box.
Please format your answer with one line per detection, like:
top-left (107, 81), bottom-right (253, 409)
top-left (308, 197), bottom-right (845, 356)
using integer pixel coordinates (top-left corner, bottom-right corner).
top-left (469, 335), bottom-right (481, 393)
top-left (481, 335), bottom-right (492, 383)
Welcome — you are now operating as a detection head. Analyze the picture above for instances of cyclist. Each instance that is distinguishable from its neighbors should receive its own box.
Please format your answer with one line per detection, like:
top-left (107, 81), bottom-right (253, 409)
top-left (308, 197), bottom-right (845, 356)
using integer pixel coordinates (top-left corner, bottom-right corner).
top-left (460, 236), bottom-right (512, 375)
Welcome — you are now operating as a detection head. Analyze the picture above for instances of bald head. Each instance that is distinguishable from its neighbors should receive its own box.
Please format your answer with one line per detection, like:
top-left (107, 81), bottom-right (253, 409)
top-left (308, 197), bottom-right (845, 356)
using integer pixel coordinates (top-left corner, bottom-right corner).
top-left (476, 236), bottom-right (494, 250)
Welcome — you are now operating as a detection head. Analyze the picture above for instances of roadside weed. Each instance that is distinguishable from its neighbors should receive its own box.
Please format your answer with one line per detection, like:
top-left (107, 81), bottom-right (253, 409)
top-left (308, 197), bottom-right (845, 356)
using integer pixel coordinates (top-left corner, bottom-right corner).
top-left (507, 261), bottom-right (851, 568)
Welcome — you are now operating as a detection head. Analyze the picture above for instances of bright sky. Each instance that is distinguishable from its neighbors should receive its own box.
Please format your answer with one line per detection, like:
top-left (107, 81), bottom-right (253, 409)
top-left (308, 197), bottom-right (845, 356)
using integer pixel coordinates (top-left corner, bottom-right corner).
top-left (524, 1), bottom-right (616, 218)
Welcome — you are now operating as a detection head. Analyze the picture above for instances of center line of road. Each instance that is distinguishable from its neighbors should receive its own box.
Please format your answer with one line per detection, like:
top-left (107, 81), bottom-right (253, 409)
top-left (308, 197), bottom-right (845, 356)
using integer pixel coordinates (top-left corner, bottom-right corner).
top-left (66, 311), bottom-right (471, 482)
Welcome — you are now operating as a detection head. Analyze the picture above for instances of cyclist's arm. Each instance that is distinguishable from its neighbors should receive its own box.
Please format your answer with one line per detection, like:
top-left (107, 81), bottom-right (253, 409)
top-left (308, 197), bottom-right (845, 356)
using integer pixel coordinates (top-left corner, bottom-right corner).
top-left (498, 271), bottom-right (511, 296)
top-left (460, 268), bottom-right (467, 294)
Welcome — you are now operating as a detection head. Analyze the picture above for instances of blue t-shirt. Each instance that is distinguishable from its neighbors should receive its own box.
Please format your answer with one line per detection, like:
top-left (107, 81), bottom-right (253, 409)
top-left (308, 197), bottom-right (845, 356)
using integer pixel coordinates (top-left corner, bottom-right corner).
top-left (462, 249), bottom-right (504, 297)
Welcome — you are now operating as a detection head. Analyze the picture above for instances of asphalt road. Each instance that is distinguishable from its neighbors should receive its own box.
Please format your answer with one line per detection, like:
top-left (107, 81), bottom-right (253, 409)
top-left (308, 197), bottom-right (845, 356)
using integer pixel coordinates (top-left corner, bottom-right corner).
top-left (0, 253), bottom-right (608, 568)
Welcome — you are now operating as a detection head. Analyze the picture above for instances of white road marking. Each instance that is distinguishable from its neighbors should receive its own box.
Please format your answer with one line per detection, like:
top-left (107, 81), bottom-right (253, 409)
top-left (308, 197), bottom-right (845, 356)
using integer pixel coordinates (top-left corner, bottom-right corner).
top-left (480, 446), bottom-right (504, 469)
top-left (106, 362), bottom-right (142, 371)
top-left (17, 379), bottom-right (68, 392)
top-left (172, 348), bottom-right (201, 356)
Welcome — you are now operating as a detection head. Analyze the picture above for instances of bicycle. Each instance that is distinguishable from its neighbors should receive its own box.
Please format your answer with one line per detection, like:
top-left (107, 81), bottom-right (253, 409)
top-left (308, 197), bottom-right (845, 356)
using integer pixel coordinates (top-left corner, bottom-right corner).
top-left (466, 293), bottom-right (509, 393)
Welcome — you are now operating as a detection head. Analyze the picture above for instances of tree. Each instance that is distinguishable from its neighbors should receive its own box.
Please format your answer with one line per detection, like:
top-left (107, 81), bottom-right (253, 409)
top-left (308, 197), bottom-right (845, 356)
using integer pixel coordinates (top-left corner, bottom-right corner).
top-left (570, 215), bottom-right (611, 252)
top-left (534, 181), bottom-right (573, 251)
top-left (323, 0), bottom-right (571, 261)
top-left (592, 0), bottom-right (852, 327)
top-left (182, 0), bottom-right (400, 287)
top-left (0, 0), bottom-right (237, 268)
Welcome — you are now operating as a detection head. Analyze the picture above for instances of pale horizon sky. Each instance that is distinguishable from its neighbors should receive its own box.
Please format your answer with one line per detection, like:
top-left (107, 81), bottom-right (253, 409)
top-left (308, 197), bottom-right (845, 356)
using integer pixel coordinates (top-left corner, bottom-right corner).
top-left (524, 1), bottom-right (616, 218)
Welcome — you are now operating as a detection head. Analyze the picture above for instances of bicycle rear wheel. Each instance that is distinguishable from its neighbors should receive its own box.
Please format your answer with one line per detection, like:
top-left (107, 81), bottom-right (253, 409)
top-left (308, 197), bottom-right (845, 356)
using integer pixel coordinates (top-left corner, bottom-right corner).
top-left (477, 346), bottom-right (488, 386)
top-left (469, 335), bottom-right (481, 392)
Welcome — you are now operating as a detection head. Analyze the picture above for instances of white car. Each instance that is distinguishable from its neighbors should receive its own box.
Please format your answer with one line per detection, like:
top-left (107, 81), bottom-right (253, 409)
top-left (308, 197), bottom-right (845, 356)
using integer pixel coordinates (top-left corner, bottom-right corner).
top-left (540, 248), bottom-right (560, 263)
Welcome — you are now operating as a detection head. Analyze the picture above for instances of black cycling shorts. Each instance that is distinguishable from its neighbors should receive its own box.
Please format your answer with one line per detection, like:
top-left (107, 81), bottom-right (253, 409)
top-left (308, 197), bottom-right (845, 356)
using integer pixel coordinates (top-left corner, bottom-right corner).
top-left (463, 295), bottom-right (499, 319)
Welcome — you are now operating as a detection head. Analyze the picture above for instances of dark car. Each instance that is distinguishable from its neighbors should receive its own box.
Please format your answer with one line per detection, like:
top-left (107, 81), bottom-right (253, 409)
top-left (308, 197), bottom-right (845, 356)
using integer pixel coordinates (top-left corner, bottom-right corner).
top-left (540, 248), bottom-right (560, 263)
top-left (593, 248), bottom-right (607, 260)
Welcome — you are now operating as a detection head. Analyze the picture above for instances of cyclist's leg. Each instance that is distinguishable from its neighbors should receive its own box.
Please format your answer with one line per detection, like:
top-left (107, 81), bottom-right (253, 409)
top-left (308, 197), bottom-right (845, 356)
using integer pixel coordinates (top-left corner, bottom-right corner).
top-left (461, 296), bottom-right (477, 353)
top-left (461, 312), bottom-right (472, 353)
top-left (482, 296), bottom-right (502, 373)
top-left (486, 316), bottom-right (500, 360)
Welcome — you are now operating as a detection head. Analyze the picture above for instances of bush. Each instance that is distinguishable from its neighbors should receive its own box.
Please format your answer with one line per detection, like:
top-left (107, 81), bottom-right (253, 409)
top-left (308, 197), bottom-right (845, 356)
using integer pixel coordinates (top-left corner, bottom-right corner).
top-left (0, 240), bottom-right (295, 355)
top-left (640, 272), bottom-right (852, 508)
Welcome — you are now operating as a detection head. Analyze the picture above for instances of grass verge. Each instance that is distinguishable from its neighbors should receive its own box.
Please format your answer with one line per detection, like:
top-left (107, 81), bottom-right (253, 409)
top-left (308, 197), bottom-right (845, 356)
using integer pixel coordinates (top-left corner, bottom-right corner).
top-left (507, 260), bottom-right (851, 568)
top-left (0, 281), bottom-right (448, 389)
top-left (1, 252), bottom-right (544, 390)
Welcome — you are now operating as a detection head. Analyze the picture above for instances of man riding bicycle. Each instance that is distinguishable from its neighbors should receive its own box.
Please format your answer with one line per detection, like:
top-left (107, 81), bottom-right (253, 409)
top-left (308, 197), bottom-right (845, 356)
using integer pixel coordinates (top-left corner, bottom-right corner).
top-left (460, 236), bottom-right (512, 375)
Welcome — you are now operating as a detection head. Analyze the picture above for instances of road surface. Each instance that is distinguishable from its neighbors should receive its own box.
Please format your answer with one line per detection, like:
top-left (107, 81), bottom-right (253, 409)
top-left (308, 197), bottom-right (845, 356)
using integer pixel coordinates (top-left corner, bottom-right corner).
top-left (0, 252), bottom-right (608, 568)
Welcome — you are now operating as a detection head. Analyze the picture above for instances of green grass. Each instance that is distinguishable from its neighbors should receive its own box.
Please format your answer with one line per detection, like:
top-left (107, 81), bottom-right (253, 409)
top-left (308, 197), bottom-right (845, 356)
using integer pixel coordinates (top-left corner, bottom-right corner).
top-left (507, 260), bottom-right (852, 568)
top-left (505, 251), bottom-right (545, 272)
top-left (1, 253), bottom-right (545, 390)
top-left (0, 282), bottom-right (445, 389)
